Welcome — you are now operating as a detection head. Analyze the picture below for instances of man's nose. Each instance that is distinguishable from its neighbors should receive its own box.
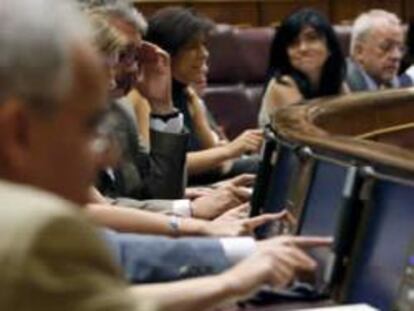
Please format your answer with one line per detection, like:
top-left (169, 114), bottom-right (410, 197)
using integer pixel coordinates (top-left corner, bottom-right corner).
top-left (389, 45), bottom-right (404, 60)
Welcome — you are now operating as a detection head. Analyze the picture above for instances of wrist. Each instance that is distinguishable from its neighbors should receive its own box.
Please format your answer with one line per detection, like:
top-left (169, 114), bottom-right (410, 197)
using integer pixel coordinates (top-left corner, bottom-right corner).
top-left (218, 270), bottom-right (247, 297)
top-left (222, 144), bottom-right (237, 160)
top-left (180, 218), bottom-right (208, 236)
top-left (168, 215), bottom-right (182, 237)
top-left (189, 200), bottom-right (204, 219)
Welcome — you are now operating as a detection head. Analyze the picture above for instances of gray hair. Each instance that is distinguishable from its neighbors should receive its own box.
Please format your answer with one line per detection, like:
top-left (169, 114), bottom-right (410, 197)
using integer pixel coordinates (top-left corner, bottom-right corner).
top-left (80, 0), bottom-right (147, 35)
top-left (350, 9), bottom-right (402, 56)
top-left (0, 0), bottom-right (92, 113)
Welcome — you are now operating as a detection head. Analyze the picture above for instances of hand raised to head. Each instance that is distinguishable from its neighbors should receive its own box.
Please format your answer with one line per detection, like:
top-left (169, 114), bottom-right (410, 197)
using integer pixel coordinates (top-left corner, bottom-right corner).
top-left (135, 41), bottom-right (175, 115)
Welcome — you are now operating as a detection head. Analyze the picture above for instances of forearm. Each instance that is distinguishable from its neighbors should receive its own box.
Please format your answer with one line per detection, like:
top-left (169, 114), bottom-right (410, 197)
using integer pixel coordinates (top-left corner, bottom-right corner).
top-left (129, 274), bottom-right (237, 311)
top-left (187, 147), bottom-right (233, 176)
top-left (127, 89), bottom-right (151, 148)
top-left (191, 115), bottom-right (218, 149)
top-left (87, 203), bottom-right (208, 236)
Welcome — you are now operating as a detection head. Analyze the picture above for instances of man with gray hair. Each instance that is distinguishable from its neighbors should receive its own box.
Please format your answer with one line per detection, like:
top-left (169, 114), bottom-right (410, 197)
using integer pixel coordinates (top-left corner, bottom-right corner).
top-left (347, 9), bottom-right (412, 91)
top-left (0, 0), bottom-right (140, 309)
top-left (0, 0), bottom-right (331, 310)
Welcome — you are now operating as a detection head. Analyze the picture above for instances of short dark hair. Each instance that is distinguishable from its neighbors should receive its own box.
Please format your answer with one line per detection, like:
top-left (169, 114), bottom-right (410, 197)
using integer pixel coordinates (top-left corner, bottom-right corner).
top-left (401, 17), bottom-right (414, 72)
top-left (145, 6), bottom-right (214, 56)
top-left (267, 8), bottom-right (345, 99)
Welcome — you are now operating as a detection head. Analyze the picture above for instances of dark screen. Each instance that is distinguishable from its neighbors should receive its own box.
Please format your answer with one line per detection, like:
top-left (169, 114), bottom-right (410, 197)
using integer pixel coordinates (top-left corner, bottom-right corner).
top-left (299, 160), bottom-right (349, 236)
top-left (250, 137), bottom-right (277, 217)
top-left (344, 179), bottom-right (414, 310)
top-left (297, 160), bottom-right (351, 290)
top-left (263, 144), bottom-right (299, 214)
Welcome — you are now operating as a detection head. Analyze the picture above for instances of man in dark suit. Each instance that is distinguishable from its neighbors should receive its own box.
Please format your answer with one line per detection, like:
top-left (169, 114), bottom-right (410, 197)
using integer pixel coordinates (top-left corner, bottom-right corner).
top-left (346, 9), bottom-right (412, 91)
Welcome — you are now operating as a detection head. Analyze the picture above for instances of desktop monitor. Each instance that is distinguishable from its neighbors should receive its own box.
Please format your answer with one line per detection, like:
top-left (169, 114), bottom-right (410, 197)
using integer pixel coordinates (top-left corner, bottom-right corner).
top-left (298, 158), bottom-right (354, 236)
top-left (340, 176), bottom-right (414, 310)
top-left (250, 131), bottom-right (277, 218)
top-left (253, 140), bottom-right (303, 238)
top-left (296, 158), bottom-right (361, 293)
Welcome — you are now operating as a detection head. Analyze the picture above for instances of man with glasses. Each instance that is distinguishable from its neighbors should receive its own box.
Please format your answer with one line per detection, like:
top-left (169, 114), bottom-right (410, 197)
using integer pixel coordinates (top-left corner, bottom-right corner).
top-left (0, 2), bottom-right (332, 310)
top-left (346, 9), bottom-right (412, 91)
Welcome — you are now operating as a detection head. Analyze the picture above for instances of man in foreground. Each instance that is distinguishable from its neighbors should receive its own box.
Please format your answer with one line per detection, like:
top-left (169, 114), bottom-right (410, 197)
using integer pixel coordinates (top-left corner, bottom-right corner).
top-left (0, 0), bottom-right (331, 310)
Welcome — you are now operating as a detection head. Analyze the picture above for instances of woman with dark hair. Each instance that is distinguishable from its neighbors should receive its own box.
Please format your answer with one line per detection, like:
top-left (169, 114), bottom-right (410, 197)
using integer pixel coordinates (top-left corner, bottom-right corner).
top-left (258, 8), bottom-right (346, 127)
top-left (403, 18), bottom-right (414, 80)
top-left (145, 7), bottom-right (263, 182)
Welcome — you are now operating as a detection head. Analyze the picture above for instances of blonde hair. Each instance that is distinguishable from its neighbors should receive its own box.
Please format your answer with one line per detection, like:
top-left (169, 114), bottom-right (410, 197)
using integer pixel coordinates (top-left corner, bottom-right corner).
top-left (85, 8), bottom-right (130, 56)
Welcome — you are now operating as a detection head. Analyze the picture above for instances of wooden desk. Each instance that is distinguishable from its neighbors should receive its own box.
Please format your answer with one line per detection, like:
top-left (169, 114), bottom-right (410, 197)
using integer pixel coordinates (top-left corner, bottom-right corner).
top-left (220, 300), bottom-right (335, 311)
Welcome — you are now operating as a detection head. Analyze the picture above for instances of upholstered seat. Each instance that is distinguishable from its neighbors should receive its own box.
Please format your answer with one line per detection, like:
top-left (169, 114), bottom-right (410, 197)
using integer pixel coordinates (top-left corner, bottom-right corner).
top-left (204, 24), bottom-right (352, 138)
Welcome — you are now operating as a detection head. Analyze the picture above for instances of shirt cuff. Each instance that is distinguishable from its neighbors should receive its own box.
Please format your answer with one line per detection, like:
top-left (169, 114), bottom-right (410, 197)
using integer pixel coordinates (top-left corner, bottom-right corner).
top-left (172, 199), bottom-right (192, 217)
top-left (220, 237), bottom-right (256, 265)
top-left (150, 113), bottom-right (184, 134)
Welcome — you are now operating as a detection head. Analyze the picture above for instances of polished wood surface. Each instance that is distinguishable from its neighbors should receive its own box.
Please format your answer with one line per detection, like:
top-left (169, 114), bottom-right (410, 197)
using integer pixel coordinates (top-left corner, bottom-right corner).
top-left (134, 0), bottom-right (414, 26)
top-left (218, 299), bottom-right (335, 311)
top-left (271, 88), bottom-right (414, 175)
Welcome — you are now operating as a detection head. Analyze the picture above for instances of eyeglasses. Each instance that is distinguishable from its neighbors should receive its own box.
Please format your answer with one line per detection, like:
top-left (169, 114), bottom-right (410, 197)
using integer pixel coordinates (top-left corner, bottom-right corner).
top-left (118, 45), bottom-right (140, 66)
top-left (377, 40), bottom-right (407, 55)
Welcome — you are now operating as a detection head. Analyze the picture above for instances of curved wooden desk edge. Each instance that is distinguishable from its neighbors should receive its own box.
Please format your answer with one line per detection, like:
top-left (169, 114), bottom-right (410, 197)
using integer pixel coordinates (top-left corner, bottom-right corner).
top-left (271, 88), bottom-right (414, 174)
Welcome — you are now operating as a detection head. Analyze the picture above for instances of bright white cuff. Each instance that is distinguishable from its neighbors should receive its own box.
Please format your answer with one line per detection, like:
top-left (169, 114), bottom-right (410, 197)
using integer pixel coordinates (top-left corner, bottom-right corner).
top-left (172, 199), bottom-right (192, 217)
top-left (220, 237), bottom-right (256, 265)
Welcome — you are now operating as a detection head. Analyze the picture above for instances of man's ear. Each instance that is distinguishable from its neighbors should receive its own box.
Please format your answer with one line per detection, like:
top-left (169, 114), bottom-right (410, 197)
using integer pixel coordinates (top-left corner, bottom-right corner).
top-left (0, 98), bottom-right (33, 175)
top-left (353, 41), bottom-right (365, 63)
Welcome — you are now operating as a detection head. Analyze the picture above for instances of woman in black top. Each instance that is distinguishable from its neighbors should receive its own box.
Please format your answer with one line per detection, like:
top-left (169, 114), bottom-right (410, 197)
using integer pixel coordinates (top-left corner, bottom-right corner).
top-left (146, 7), bottom-right (262, 183)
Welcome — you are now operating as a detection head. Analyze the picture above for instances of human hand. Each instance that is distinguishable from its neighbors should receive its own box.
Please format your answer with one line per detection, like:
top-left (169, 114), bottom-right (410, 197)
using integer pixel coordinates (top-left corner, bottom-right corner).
top-left (191, 188), bottom-right (244, 220)
top-left (185, 187), bottom-right (216, 200)
top-left (135, 41), bottom-right (174, 115)
top-left (201, 212), bottom-right (283, 237)
top-left (220, 235), bottom-right (332, 297)
top-left (213, 173), bottom-right (256, 189)
top-left (213, 203), bottom-right (250, 222)
top-left (226, 129), bottom-right (264, 158)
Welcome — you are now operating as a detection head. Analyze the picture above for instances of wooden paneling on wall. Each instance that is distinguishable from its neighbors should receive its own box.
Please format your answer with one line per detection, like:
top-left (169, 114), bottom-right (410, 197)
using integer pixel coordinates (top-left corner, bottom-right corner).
top-left (260, 0), bottom-right (330, 26)
top-left (134, 0), bottom-right (414, 26)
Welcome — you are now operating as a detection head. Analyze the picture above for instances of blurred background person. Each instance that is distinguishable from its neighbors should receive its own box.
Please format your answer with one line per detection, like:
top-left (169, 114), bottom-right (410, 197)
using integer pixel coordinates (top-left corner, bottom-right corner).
top-left (258, 8), bottom-right (346, 128)
top-left (346, 9), bottom-right (412, 92)
top-left (145, 7), bottom-right (263, 185)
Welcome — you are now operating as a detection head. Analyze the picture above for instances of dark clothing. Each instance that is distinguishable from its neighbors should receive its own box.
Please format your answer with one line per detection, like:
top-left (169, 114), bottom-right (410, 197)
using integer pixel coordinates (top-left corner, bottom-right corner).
top-left (97, 100), bottom-right (188, 200)
top-left (172, 80), bottom-right (258, 185)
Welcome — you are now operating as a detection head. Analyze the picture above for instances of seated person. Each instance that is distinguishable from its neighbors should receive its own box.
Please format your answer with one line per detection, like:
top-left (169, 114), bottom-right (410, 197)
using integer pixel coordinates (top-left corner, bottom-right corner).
top-left (403, 18), bottom-right (414, 81)
top-left (82, 1), bottom-right (315, 284)
top-left (346, 9), bottom-right (412, 91)
top-left (87, 2), bottom-right (250, 219)
top-left (258, 8), bottom-right (347, 128)
top-left (145, 7), bottom-right (263, 184)
top-left (0, 2), bottom-right (332, 310)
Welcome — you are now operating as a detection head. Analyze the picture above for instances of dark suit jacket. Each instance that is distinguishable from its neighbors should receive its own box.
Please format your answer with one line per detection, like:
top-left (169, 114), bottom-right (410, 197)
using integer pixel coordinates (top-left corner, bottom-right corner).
top-left (102, 230), bottom-right (230, 283)
top-left (346, 58), bottom-right (413, 92)
top-left (97, 100), bottom-right (188, 201)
